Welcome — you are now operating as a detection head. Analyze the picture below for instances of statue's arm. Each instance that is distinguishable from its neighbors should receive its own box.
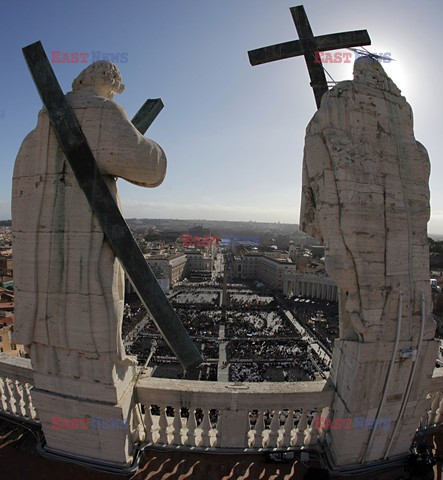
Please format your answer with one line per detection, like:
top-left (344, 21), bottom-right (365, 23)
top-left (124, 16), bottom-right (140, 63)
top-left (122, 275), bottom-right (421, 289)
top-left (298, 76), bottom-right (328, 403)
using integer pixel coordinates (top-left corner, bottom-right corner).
top-left (299, 136), bottom-right (324, 242)
top-left (91, 100), bottom-right (167, 188)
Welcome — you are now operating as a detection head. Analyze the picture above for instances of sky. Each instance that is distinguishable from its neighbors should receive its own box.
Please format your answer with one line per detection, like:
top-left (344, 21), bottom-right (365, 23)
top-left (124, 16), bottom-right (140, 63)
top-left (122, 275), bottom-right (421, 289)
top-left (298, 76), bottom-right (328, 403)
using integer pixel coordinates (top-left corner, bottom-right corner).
top-left (1, 0), bottom-right (442, 234)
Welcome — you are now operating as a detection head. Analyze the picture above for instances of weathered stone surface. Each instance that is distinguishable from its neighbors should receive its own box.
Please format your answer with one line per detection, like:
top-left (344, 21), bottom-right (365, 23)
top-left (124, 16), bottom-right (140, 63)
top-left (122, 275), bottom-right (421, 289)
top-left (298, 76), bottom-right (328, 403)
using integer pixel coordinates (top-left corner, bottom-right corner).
top-left (301, 59), bottom-right (433, 343)
top-left (300, 59), bottom-right (438, 466)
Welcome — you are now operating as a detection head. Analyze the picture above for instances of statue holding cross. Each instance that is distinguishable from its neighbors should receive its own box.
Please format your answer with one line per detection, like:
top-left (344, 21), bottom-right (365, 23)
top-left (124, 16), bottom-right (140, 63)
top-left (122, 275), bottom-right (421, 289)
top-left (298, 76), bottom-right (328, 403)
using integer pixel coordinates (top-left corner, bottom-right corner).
top-left (12, 60), bottom-right (169, 382)
top-left (11, 43), bottom-right (202, 465)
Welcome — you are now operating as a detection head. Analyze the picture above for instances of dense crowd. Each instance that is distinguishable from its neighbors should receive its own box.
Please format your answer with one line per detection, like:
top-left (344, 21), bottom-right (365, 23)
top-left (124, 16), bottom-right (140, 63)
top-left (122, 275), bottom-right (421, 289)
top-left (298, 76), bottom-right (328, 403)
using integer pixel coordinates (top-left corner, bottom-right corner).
top-left (176, 307), bottom-right (220, 336)
top-left (172, 291), bottom-right (219, 305)
top-left (123, 284), bottom-right (339, 384)
top-left (227, 341), bottom-right (320, 381)
top-left (230, 362), bottom-right (264, 382)
top-left (229, 359), bottom-right (316, 382)
top-left (200, 340), bottom-right (220, 359)
top-left (129, 337), bottom-right (220, 364)
top-left (229, 293), bottom-right (275, 308)
top-left (289, 299), bottom-right (339, 351)
top-left (225, 311), bottom-right (298, 338)
top-left (122, 297), bottom-right (147, 340)
top-left (227, 339), bottom-right (305, 360)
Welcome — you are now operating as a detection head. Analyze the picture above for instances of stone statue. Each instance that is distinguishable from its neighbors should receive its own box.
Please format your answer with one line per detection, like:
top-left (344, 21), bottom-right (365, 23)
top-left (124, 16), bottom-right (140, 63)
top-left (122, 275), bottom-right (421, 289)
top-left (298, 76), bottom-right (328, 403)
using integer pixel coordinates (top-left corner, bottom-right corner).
top-left (300, 58), bottom-right (434, 343)
top-left (12, 61), bottom-right (166, 382)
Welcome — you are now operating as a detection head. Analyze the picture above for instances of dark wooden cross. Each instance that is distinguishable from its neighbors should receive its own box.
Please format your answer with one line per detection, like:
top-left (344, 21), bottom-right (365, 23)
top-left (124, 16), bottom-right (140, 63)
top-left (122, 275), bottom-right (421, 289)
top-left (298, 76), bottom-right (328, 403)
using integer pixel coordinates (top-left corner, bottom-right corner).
top-left (22, 41), bottom-right (203, 371)
top-left (248, 5), bottom-right (371, 109)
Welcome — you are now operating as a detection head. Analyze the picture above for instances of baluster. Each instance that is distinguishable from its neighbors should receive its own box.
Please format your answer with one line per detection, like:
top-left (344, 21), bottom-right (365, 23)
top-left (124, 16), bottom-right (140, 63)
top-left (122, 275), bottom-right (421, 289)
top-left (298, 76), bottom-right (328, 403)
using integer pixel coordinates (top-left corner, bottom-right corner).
top-left (4, 377), bottom-right (16, 414)
top-left (293, 410), bottom-right (308, 446)
top-left (24, 384), bottom-right (38, 420)
top-left (318, 407), bottom-right (331, 443)
top-left (281, 410), bottom-right (294, 447)
top-left (19, 382), bottom-right (32, 419)
top-left (210, 410), bottom-right (219, 447)
top-left (143, 404), bottom-right (154, 443)
top-left (186, 408), bottom-right (197, 446)
top-left (428, 392), bottom-right (441, 426)
top-left (12, 380), bottom-right (26, 417)
top-left (267, 410), bottom-right (280, 447)
top-left (172, 406), bottom-right (183, 445)
top-left (200, 410), bottom-right (211, 447)
top-left (131, 404), bottom-right (146, 443)
top-left (215, 412), bottom-right (222, 448)
top-left (435, 394), bottom-right (443, 425)
top-left (158, 406), bottom-right (169, 444)
top-left (305, 409), bottom-right (320, 446)
top-left (253, 411), bottom-right (265, 448)
top-left (0, 377), bottom-right (8, 412)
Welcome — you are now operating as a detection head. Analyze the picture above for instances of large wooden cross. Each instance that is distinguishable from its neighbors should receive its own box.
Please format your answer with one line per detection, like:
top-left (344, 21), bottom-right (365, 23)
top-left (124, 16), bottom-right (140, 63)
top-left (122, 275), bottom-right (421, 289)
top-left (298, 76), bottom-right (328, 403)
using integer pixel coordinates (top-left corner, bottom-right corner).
top-left (22, 41), bottom-right (203, 370)
top-left (248, 5), bottom-right (371, 109)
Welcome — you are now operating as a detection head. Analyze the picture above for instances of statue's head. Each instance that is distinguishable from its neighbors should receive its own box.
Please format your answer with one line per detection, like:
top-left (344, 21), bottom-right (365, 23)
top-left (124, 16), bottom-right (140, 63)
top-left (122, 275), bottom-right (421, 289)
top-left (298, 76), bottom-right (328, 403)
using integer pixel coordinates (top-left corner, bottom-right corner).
top-left (353, 57), bottom-right (401, 96)
top-left (72, 61), bottom-right (125, 99)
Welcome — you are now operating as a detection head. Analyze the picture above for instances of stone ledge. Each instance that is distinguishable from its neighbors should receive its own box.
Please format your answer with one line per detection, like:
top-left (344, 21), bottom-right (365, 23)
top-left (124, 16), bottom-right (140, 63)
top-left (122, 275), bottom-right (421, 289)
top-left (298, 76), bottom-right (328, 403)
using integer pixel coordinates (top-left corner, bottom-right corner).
top-left (0, 353), bottom-right (34, 384)
top-left (136, 376), bottom-right (333, 410)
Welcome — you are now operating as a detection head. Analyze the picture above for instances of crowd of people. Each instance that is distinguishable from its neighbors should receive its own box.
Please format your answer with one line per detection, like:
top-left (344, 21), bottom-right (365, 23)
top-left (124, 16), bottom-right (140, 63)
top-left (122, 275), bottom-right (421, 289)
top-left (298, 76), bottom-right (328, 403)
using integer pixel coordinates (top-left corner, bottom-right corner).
top-left (229, 293), bottom-right (275, 308)
top-left (176, 307), bottom-right (220, 337)
top-left (225, 311), bottom-right (298, 338)
top-left (230, 363), bottom-right (264, 382)
top-left (172, 291), bottom-right (219, 305)
top-left (123, 284), bottom-right (339, 383)
top-left (227, 339), bottom-right (305, 361)
top-left (288, 299), bottom-right (339, 352)
top-left (122, 297), bottom-right (147, 340)
top-left (229, 359), bottom-right (317, 382)
top-left (227, 341), bottom-right (322, 381)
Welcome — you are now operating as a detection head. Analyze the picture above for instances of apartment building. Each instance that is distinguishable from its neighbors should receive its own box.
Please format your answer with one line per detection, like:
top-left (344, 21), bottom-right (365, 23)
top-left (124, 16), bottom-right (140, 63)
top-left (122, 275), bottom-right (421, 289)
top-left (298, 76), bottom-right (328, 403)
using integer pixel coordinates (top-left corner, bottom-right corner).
top-left (233, 252), bottom-right (297, 291)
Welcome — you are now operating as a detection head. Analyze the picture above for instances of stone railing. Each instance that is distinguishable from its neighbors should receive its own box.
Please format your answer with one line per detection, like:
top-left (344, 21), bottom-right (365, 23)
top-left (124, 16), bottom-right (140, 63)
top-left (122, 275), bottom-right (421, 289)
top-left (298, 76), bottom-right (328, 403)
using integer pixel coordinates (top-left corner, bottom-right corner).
top-left (0, 353), bottom-right (39, 423)
top-left (135, 376), bottom-right (334, 451)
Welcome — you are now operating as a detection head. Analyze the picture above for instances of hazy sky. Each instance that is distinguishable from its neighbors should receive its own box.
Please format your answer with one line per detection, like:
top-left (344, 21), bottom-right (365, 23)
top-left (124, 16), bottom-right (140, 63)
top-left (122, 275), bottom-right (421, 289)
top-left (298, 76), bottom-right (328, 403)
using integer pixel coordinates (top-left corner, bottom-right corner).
top-left (1, 0), bottom-right (442, 234)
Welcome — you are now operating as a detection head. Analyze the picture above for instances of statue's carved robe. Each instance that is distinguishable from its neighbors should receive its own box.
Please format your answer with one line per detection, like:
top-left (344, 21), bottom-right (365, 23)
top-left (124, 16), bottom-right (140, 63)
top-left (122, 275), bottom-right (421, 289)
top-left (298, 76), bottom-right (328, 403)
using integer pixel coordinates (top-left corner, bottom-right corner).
top-left (300, 61), bottom-right (432, 342)
top-left (12, 89), bottom-right (166, 376)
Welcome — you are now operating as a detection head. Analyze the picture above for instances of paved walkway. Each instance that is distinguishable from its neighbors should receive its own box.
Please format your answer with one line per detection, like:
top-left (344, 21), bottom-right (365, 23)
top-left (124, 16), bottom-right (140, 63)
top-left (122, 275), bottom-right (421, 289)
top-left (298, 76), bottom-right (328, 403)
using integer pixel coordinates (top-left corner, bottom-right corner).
top-left (217, 324), bottom-right (229, 381)
top-left (284, 310), bottom-right (332, 366)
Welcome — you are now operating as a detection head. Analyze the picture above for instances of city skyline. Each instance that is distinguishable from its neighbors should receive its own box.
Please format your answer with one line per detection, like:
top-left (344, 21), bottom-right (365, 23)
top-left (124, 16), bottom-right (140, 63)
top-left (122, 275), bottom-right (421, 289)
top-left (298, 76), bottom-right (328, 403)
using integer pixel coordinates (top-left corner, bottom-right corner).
top-left (2, 0), bottom-right (442, 233)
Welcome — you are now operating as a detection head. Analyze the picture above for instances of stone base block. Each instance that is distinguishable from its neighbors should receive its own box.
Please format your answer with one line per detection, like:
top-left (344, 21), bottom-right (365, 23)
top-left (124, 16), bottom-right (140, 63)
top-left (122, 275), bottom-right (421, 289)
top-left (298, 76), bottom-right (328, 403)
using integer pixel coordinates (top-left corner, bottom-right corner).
top-left (32, 386), bottom-right (138, 466)
top-left (327, 338), bottom-right (438, 466)
top-left (32, 359), bottom-right (137, 404)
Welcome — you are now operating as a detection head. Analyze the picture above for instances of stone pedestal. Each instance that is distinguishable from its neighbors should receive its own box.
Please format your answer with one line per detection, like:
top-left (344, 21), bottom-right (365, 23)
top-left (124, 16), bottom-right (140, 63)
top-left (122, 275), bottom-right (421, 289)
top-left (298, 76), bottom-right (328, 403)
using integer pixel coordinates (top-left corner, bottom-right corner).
top-left (32, 379), bottom-right (140, 466)
top-left (12, 61), bottom-right (166, 469)
top-left (327, 337), bottom-right (438, 466)
top-left (299, 59), bottom-right (437, 468)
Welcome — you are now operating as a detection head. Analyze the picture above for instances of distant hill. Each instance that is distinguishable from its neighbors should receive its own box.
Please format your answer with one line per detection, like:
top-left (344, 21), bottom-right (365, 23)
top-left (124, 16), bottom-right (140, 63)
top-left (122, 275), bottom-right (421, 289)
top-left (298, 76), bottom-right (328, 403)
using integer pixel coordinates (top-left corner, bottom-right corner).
top-left (0, 220), bottom-right (11, 227)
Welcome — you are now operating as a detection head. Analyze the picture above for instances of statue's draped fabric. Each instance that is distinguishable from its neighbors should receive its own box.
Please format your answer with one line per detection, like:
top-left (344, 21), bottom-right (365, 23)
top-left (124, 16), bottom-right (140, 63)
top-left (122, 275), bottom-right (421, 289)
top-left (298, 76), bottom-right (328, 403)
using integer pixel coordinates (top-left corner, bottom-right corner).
top-left (12, 89), bottom-right (166, 373)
